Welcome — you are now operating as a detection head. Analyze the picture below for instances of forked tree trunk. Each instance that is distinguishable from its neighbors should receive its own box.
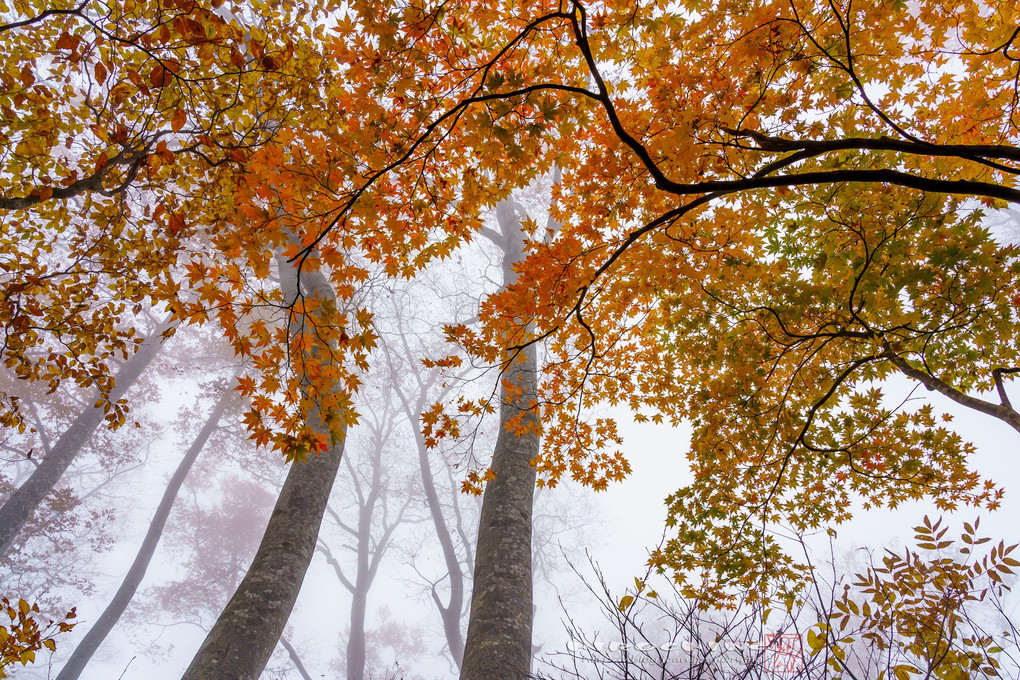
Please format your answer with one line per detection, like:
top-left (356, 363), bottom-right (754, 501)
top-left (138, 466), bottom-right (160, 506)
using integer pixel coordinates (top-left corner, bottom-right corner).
top-left (55, 387), bottom-right (233, 680)
top-left (180, 247), bottom-right (346, 680)
top-left (460, 200), bottom-right (539, 680)
top-left (0, 322), bottom-right (172, 558)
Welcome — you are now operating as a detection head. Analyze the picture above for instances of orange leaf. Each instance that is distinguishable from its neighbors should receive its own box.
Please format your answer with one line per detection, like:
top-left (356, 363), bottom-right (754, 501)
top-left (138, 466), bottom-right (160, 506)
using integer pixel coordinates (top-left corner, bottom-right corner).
top-left (171, 108), bottom-right (187, 133)
top-left (55, 31), bottom-right (76, 51)
top-left (167, 213), bottom-right (185, 235)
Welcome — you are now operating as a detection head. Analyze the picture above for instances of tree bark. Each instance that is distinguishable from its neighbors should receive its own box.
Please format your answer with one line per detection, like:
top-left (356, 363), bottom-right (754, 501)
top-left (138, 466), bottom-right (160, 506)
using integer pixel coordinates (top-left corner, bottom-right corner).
top-left (460, 200), bottom-right (539, 680)
top-left (459, 345), bottom-right (538, 680)
top-left (180, 245), bottom-right (346, 680)
top-left (179, 435), bottom-right (343, 680)
top-left (0, 322), bottom-right (172, 558)
top-left (54, 387), bottom-right (233, 680)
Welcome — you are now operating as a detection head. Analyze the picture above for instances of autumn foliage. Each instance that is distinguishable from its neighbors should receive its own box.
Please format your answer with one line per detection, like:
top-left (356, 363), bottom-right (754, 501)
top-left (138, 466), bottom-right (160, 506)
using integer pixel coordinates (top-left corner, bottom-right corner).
top-left (2, 0), bottom-right (1020, 662)
top-left (0, 597), bottom-right (74, 677)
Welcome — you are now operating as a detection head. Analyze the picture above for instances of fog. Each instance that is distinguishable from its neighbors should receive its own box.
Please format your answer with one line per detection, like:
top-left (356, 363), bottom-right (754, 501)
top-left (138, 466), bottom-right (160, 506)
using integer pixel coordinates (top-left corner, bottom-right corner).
top-left (3, 199), bottom-right (1017, 679)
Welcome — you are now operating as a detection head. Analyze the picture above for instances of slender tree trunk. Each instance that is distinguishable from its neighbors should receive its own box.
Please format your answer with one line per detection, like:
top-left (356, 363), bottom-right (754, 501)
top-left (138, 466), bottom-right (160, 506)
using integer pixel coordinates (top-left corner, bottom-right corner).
top-left (279, 637), bottom-right (313, 680)
top-left (180, 246), bottom-right (346, 680)
top-left (460, 201), bottom-right (539, 680)
top-left (345, 475), bottom-right (374, 680)
top-left (54, 387), bottom-right (233, 680)
top-left (397, 387), bottom-right (466, 666)
top-left (346, 576), bottom-right (369, 680)
top-left (346, 420), bottom-right (394, 680)
top-left (0, 322), bottom-right (172, 558)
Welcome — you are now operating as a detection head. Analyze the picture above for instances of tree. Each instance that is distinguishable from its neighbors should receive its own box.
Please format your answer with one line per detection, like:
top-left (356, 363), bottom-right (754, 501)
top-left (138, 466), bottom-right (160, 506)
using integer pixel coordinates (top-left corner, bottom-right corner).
top-left (54, 383), bottom-right (235, 680)
top-left (315, 385), bottom-right (416, 680)
top-left (7, 0), bottom-right (1020, 673)
top-left (540, 519), bottom-right (1020, 680)
top-left (180, 233), bottom-right (350, 680)
top-left (371, 0), bottom-right (1020, 601)
top-left (537, 557), bottom-right (800, 680)
top-left (458, 199), bottom-right (542, 680)
top-left (136, 474), bottom-right (278, 643)
top-left (0, 370), bottom-right (154, 613)
top-left (0, 0), bottom-right (310, 429)
top-left (381, 309), bottom-right (476, 670)
top-left (0, 319), bottom-right (172, 558)
top-left (816, 517), bottom-right (1019, 679)
top-left (128, 458), bottom-right (316, 678)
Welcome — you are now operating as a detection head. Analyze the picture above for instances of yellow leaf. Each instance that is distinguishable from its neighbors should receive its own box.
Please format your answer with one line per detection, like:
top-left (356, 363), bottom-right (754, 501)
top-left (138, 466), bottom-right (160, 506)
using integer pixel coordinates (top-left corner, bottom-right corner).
top-left (893, 665), bottom-right (917, 680)
top-left (618, 595), bottom-right (634, 611)
top-left (806, 628), bottom-right (825, 655)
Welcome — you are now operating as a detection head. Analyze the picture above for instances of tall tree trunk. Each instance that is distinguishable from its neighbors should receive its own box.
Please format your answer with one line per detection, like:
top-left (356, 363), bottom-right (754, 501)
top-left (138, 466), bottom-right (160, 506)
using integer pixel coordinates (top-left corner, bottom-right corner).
top-left (395, 384), bottom-right (466, 667)
top-left (55, 387), bottom-right (233, 680)
top-left (345, 463), bottom-right (375, 680)
top-left (180, 436), bottom-right (343, 680)
top-left (460, 200), bottom-right (539, 680)
top-left (180, 247), bottom-right (346, 680)
top-left (0, 322), bottom-right (172, 558)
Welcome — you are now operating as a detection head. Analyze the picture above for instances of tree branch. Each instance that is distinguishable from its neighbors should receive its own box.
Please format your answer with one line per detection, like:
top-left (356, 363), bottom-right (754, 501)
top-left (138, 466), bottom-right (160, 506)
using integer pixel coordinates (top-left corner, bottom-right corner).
top-left (0, 1), bottom-right (89, 32)
top-left (886, 352), bottom-right (1020, 434)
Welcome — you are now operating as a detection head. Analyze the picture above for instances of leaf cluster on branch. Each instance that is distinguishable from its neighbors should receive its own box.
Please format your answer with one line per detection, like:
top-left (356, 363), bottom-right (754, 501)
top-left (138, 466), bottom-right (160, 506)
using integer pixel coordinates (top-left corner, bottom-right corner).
top-left (3, 0), bottom-right (1020, 633)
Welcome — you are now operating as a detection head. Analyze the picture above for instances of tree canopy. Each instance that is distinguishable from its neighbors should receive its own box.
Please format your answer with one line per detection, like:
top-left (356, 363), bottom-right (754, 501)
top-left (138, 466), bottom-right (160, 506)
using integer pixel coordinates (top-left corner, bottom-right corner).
top-left (2, 0), bottom-right (1019, 664)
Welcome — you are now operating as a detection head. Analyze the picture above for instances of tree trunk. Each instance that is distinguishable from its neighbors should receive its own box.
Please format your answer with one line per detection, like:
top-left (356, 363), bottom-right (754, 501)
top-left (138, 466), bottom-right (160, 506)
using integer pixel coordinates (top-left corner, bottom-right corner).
top-left (344, 413), bottom-right (397, 680)
top-left (180, 420), bottom-right (344, 680)
top-left (180, 246), bottom-right (346, 680)
top-left (279, 637), bottom-right (313, 680)
top-left (460, 200), bottom-right (539, 680)
top-left (55, 387), bottom-right (233, 680)
top-left (0, 322), bottom-right (172, 558)
top-left (397, 386), bottom-right (466, 667)
top-left (345, 470), bottom-right (374, 680)
top-left (346, 577), bottom-right (368, 680)
top-left (459, 346), bottom-right (538, 680)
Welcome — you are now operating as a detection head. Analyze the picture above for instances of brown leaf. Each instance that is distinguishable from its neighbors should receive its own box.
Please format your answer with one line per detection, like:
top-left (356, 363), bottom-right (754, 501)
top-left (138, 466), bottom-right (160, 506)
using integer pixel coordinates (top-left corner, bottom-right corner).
top-left (150, 64), bottom-right (172, 88)
top-left (171, 108), bottom-right (187, 133)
